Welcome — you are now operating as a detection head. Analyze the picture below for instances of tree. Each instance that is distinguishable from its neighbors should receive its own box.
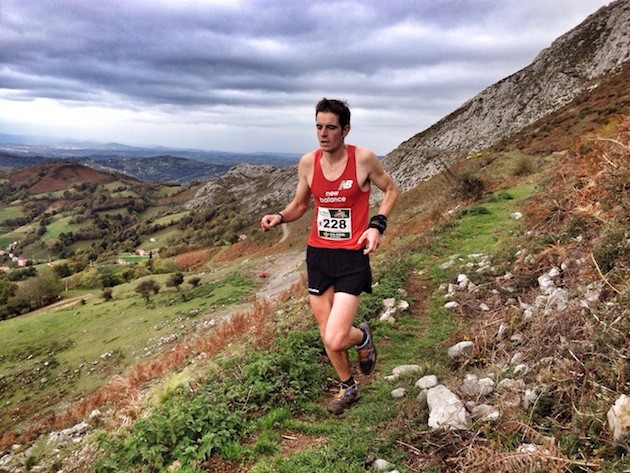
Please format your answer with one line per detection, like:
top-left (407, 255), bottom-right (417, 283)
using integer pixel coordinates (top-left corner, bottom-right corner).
top-left (135, 279), bottom-right (161, 302)
top-left (166, 272), bottom-right (184, 291)
top-left (14, 268), bottom-right (62, 311)
top-left (188, 276), bottom-right (201, 288)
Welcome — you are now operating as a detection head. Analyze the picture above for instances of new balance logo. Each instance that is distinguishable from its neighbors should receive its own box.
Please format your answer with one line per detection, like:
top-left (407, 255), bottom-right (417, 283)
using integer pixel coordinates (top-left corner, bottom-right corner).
top-left (339, 180), bottom-right (353, 190)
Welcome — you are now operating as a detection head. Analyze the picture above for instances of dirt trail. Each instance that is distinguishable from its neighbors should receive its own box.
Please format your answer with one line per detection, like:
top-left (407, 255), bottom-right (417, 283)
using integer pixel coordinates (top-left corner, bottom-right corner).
top-left (26, 293), bottom-right (94, 317)
top-left (255, 249), bottom-right (305, 300)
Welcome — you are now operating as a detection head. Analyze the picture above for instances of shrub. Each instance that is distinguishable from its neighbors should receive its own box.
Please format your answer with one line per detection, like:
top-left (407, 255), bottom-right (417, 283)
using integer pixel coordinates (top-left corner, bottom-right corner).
top-left (135, 279), bottom-right (161, 302)
top-left (101, 288), bottom-right (113, 301)
top-left (513, 155), bottom-right (536, 176)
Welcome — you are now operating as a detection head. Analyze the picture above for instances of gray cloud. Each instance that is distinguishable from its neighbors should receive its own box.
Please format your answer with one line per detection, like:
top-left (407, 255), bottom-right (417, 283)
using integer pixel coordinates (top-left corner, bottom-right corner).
top-left (0, 0), bottom-right (613, 153)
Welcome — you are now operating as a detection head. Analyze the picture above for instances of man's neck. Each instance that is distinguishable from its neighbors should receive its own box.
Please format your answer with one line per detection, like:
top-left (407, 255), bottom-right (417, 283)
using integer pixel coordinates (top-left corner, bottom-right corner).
top-left (322, 144), bottom-right (347, 163)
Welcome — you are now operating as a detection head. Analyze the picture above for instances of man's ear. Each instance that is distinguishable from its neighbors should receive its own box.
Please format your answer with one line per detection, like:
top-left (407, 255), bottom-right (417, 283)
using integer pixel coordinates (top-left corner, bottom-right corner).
top-left (343, 125), bottom-right (350, 137)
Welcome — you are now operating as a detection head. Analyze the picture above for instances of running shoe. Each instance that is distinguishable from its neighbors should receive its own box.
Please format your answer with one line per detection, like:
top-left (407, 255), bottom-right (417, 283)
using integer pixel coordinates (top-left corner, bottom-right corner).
top-left (357, 322), bottom-right (377, 375)
top-left (327, 381), bottom-right (360, 414)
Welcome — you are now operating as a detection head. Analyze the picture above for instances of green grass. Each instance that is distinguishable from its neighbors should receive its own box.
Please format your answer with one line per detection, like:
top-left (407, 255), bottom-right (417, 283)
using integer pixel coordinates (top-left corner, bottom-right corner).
top-left (141, 226), bottom-right (185, 249)
top-left (152, 210), bottom-right (190, 227)
top-left (156, 185), bottom-right (185, 198)
top-left (0, 205), bottom-right (24, 224)
top-left (102, 181), bottom-right (140, 198)
top-left (41, 215), bottom-right (90, 242)
top-left (0, 270), bottom-right (256, 433)
top-left (116, 254), bottom-right (150, 264)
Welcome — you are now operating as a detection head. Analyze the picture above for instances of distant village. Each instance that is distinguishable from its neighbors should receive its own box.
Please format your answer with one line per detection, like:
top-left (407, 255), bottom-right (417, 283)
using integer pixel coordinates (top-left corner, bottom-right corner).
top-left (0, 242), bottom-right (32, 272)
top-left (0, 240), bottom-right (156, 273)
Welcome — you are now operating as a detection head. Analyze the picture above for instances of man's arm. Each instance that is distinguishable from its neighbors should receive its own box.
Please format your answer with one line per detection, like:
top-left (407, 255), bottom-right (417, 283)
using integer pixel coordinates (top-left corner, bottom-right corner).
top-left (357, 150), bottom-right (399, 253)
top-left (261, 154), bottom-right (313, 232)
top-left (366, 154), bottom-right (399, 217)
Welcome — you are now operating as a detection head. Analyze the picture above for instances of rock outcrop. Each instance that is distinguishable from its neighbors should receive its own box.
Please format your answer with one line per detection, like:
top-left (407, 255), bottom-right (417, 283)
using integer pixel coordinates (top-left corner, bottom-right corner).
top-left (381, 0), bottom-right (630, 192)
top-left (185, 162), bottom-right (297, 212)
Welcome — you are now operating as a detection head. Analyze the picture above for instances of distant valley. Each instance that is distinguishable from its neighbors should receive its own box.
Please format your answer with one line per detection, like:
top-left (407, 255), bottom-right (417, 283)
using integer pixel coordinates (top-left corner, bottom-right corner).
top-left (0, 134), bottom-right (299, 183)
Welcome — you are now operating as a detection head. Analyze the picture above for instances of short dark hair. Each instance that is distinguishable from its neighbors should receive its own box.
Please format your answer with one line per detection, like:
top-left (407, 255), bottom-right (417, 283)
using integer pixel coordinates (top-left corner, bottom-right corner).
top-left (315, 98), bottom-right (351, 129)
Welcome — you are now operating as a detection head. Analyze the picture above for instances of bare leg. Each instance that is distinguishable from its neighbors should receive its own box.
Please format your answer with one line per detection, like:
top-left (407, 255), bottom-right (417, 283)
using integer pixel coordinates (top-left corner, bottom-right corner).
top-left (310, 287), bottom-right (364, 381)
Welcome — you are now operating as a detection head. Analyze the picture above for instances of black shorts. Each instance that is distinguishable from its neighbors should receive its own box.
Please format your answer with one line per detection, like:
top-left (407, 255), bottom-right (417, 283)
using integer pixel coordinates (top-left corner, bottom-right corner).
top-left (306, 245), bottom-right (372, 296)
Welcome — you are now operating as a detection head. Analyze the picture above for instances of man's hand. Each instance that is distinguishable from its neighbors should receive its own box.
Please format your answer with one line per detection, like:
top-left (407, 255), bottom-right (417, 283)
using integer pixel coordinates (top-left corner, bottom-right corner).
top-left (261, 213), bottom-right (283, 232)
top-left (358, 227), bottom-right (381, 255)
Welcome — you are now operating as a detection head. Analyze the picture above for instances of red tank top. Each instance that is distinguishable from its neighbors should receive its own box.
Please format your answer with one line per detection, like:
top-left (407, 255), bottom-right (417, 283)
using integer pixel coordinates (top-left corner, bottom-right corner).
top-left (308, 145), bottom-right (370, 250)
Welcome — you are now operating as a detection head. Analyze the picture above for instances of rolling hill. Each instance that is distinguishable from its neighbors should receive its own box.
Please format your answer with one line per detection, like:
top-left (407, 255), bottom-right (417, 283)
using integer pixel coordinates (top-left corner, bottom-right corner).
top-left (0, 1), bottom-right (628, 471)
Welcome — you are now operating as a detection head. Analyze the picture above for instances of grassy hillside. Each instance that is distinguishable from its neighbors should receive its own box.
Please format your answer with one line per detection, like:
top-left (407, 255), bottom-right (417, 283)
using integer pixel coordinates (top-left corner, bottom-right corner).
top-left (0, 70), bottom-right (628, 471)
top-left (0, 112), bottom-right (626, 472)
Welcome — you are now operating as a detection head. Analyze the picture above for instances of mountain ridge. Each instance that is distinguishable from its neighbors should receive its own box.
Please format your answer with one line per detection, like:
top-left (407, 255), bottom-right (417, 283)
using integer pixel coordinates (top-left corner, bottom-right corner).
top-left (181, 0), bottom-right (629, 211)
top-left (381, 0), bottom-right (629, 192)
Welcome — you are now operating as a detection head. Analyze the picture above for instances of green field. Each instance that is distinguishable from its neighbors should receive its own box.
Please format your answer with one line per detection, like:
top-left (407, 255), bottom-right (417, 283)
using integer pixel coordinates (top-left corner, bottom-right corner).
top-left (41, 215), bottom-right (91, 242)
top-left (0, 269), bottom-right (256, 433)
top-left (0, 205), bottom-right (24, 224)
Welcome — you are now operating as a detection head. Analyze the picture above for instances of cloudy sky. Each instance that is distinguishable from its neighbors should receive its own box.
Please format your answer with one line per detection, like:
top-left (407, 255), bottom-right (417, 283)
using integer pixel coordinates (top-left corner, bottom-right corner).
top-left (0, 0), bottom-right (613, 156)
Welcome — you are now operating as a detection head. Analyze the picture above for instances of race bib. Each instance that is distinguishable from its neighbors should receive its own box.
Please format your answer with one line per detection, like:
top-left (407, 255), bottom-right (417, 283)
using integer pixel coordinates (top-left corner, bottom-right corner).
top-left (317, 207), bottom-right (351, 240)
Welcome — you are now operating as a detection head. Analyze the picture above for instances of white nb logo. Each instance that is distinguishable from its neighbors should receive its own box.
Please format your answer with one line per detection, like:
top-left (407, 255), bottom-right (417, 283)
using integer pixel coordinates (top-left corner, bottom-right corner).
top-left (338, 180), bottom-right (353, 190)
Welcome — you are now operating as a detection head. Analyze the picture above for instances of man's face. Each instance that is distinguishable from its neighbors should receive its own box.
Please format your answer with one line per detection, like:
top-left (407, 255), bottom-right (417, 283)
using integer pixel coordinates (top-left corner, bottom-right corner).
top-left (316, 112), bottom-right (349, 153)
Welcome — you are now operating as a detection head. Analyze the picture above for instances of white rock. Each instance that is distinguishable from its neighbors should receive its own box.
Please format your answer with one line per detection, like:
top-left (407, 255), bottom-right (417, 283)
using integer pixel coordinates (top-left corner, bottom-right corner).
top-left (497, 378), bottom-right (525, 391)
top-left (472, 403), bottom-right (501, 422)
top-left (448, 341), bottom-right (474, 359)
top-left (415, 375), bottom-right (438, 389)
top-left (480, 303), bottom-right (490, 312)
top-left (460, 375), bottom-right (495, 397)
top-left (374, 458), bottom-right (394, 471)
top-left (537, 274), bottom-right (556, 295)
top-left (523, 389), bottom-right (538, 410)
top-left (417, 389), bottom-right (428, 402)
top-left (392, 365), bottom-right (422, 377)
top-left (379, 307), bottom-right (397, 322)
top-left (583, 282), bottom-right (603, 305)
top-left (513, 364), bottom-right (528, 375)
top-left (397, 300), bottom-right (410, 311)
top-left (478, 377), bottom-right (495, 396)
top-left (460, 374), bottom-right (479, 396)
top-left (548, 267), bottom-right (561, 280)
top-left (545, 288), bottom-right (569, 313)
top-left (511, 212), bottom-right (523, 220)
top-left (427, 385), bottom-right (471, 430)
top-left (391, 388), bottom-right (406, 398)
top-left (457, 274), bottom-right (470, 289)
top-left (518, 443), bottom-right (540, 454)
top-left (607, 394), bottom-right (630, 441)
top-left (444, 301), bottom-right (460, 309)
top-left (440, 259), bottom-right (454, 269)
top-left (382, 298), bottom-right (396, 309)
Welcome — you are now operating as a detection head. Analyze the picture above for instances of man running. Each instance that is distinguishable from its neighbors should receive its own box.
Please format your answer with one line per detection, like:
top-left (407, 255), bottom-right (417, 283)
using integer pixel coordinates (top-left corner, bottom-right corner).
top-left (261, 98), bottom-right (399, 414)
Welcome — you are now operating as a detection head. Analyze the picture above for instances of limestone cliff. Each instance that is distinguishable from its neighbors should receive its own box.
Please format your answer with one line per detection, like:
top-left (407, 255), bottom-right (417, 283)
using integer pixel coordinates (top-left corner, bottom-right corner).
top-left (382, 0), bottom-right (630, 192)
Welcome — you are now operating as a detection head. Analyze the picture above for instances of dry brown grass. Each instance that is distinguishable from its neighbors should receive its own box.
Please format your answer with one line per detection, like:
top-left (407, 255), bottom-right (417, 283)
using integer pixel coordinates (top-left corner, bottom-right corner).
top-left (443, 117), bottom-right (629, 469)
top-left (0, 283), bottom-right (302, 450)
top-left (173, 248), bottom-right (220, 270)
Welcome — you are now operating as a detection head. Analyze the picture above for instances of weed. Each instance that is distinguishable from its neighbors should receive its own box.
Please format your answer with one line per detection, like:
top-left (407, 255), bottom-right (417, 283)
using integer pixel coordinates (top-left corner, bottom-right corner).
top-left (512, 155), bottom-right (536, 176)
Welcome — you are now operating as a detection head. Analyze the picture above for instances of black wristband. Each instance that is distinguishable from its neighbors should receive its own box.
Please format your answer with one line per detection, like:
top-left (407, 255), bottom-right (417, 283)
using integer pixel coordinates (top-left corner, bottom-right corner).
top-left (368, 214), bottom-right (387, 234)
top-left (275, 212), bottom-right (284, 223)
